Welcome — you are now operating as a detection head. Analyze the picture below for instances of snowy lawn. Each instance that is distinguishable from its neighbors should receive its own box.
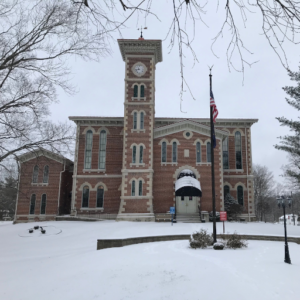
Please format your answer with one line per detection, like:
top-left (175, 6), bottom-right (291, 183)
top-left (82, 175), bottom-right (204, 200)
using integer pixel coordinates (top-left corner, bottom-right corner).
top-left (1, 221), bottom-right (300, 300)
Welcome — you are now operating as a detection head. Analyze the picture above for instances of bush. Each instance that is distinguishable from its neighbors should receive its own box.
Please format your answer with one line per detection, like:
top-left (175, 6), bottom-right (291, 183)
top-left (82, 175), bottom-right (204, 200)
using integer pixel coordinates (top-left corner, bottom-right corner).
top-left (219, 232), bottom-right (248, 249)
top-left (189, 229), bottom-right (213, 249)
top-left (213, 242), bottom-right (224, 250)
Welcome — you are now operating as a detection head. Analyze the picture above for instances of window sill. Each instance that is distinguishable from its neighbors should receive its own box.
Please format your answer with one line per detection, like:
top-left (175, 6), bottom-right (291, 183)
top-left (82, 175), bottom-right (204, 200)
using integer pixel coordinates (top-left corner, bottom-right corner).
top-left (130, 163), bottom-right (145, 167)
top-left (196, 162), bottom-right (211, 166)
top-left (31, 183), bottom-right (49, 186)
top-left (131, 129), bottom-right (146, 133)
top-left (161, 162), bottom-right (178, 166)
top-left (131, 97), bottom-right (147, 101)
top-left (80, 208), bottom-right (104, 211)
top-left (224, 169), bottom-right (244, 173)
top-left (83, 169), bottom-right (106, 173)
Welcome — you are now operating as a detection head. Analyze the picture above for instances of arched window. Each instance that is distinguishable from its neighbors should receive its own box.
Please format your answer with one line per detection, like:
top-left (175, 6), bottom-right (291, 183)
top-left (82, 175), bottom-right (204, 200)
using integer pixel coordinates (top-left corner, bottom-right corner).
top-left (196, 142), bottom-right (201, 163)
top-left (32, 165), bottom-right (39, 183)
top-left (132, 146), bottom-right (136, 163)
top-left (161, 142), bottom-right (167, 162)
top-left (99, 130), bottom-right (107, 169)
top-left (235, 131), bottom-right (242, 169)
top-left (139, 180), bottom-right (143, 196)
top-left (84, 130), bottom-right (93, 169)
top-left (224, 185), bottom-right (230, 199)
top-left (140, 85), bottom-right (145, 97)
top-left (172, 142), bottom-right (177, 162)
top-left (43, 165), bottom-right (49, 183)
top-left (40, 194), bottom-right (46, 214)
top-left (133, 112), bottom-right (137, 129)
top-left (139, 146), bottom-right (143, 163)
top-left (29, 194), bottom-right (36, 214)
top-left (223, 137), bottom-right (229, 169)
top-left (140, 112), bottom-right (144, 129)
top-left (82, 186), bottom-right (89, 208)
top-left (133, 85), bottom-right (138, 97)
top-left (96, 186), bottom-right (104, 208)
top-left (207, 142), bottom-right (211, 162)
top-left (131, 180), bottom-right (135, 196)
top-left (237, 185), bottom-right (244, 205)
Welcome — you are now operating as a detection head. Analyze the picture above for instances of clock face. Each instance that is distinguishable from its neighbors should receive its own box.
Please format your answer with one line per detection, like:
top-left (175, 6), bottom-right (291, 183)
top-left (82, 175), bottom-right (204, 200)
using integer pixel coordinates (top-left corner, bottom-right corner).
top-left (134, 64), bottom-right (144, 74)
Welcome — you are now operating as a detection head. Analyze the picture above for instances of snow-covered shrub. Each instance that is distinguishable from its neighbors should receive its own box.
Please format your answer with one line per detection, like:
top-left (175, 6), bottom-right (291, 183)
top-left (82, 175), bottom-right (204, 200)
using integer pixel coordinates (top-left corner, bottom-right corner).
top-left (220, 232), bottom-right (248, 249)
top-left (213, 242), bottom-right (224, 250)
top-left (189, 229), bottom-right (213, 249)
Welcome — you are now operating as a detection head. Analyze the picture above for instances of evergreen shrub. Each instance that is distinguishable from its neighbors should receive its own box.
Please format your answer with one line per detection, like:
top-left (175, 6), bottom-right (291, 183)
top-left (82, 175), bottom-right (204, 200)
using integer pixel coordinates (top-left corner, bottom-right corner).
top-left (189, 229), bottom-right (213, 249)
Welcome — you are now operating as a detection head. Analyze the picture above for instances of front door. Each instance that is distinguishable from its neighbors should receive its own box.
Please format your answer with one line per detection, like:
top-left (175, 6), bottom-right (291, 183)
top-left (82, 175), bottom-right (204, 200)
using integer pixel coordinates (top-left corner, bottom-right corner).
top-left (176, 196), bottom-right (198, 214)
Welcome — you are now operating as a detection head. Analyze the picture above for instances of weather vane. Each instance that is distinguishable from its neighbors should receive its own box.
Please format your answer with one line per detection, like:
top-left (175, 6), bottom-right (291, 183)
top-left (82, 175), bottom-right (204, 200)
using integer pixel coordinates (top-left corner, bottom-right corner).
top-left (137, 26), bottom-right (148, 39)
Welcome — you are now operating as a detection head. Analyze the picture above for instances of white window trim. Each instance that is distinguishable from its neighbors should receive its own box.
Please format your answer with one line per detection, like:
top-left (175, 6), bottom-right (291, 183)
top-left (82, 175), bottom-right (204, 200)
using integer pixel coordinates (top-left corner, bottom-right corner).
top-left (131, 144), bottom-right (146, 166)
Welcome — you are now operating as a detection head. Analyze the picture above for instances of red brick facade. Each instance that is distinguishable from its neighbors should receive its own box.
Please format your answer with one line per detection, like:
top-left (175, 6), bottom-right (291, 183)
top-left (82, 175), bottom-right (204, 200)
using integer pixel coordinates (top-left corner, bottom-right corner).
top-left (15, 38), bottom-right (258, 223)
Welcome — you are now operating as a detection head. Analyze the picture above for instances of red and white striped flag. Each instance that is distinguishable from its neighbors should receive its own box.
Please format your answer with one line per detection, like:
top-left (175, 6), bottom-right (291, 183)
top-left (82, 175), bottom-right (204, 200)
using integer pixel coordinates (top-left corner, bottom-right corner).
top-left (210, 89), bottom-right (218, 123)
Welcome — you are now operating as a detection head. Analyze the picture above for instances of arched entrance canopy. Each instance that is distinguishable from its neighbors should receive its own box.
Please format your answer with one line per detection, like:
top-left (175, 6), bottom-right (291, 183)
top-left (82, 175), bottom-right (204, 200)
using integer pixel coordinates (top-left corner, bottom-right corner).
top-left (175, 169), bottom-right (202, 197)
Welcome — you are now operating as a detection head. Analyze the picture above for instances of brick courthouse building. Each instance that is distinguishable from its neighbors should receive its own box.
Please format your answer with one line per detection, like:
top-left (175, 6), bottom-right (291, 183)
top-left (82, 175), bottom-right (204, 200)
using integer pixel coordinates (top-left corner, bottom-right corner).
top-left (15, 37), bottom-right (258, 223)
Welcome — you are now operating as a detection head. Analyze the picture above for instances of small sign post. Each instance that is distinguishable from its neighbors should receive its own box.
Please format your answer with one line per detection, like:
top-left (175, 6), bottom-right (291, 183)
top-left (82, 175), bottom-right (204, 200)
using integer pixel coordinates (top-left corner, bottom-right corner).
top-left (220, 211), bottom-right (227, 234)
top-left (170, 207), bottom-right (175, 226)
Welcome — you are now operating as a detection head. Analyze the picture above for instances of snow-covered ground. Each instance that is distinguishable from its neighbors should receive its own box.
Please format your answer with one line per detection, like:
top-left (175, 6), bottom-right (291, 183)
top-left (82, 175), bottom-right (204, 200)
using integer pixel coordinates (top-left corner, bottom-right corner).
top-left (1, 221), bottom-right (299, 300)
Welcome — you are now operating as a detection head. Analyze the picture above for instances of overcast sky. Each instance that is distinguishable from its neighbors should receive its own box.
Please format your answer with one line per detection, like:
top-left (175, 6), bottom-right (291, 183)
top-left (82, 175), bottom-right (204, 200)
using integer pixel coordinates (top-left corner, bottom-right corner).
top-left (50, 2), bottom-right (300, 185)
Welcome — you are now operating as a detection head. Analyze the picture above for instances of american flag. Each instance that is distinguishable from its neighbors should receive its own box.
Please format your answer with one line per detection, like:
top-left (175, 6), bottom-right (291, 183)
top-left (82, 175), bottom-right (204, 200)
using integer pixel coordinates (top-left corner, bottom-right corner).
top-left (210, 89), bottom-right (218, 123)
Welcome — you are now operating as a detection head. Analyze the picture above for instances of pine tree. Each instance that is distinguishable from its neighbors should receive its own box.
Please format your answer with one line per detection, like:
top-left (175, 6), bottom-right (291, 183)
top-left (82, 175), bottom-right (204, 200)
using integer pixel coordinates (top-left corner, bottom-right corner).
top-left (224, 193), bottom-right (243, 219)
top-left (275, 68), bottom-right (300, 184)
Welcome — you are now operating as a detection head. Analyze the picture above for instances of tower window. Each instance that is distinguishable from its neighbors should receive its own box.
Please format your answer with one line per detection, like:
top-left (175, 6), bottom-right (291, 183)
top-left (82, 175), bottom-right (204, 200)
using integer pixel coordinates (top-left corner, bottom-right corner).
top-left (84, 130), bottom-right (93, 169)
top-left (224, 185), bottom-right (230, 199)
top-left (133, 85), bottom-right (138, 97)
top-left (132, 146), bottom-right (136, 163)
top-left (140, 85), bottom-right (145, 97)
top-left (133, 112), bottom-right (137, 129)
top-left (40, 194), bottom-right (46, 214)
top-left (140, 112), bottom-right (144, 129)
top-left (131, 180), bottom-right (135, 196)
top-left (139, 180), bottom-right (143, 196)
top-left (207, 142), bottom-right (211, 162)
top-left (139, 146), bottom-right (143, 163)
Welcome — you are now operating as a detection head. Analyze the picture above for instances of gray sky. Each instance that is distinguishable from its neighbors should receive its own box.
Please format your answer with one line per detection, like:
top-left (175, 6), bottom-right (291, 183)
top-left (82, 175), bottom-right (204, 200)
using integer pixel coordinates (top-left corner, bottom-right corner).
top-left (51, 2), bottom-right (300, 185)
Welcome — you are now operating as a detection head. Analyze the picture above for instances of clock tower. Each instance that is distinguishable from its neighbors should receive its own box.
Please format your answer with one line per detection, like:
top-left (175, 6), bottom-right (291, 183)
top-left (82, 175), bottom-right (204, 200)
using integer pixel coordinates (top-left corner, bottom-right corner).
top-left (116, 37), bottom-right (162, 221)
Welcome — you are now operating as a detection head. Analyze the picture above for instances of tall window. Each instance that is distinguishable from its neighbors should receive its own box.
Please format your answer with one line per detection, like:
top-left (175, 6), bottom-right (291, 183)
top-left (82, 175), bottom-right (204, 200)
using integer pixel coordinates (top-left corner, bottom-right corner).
top-left (139, 180), bottom-right (142, 196)
top-left (207, 142), bottom-right (211, 162)
top-left (96, 186), bottom-right (104, 208)
top-left (32, 165), bottom-right (39, 183)
top-left (40, 194), bottom-right (46, 214)
top-left (99, 130), bottom-right (107, 169)
top-left (133, 85), bottom-right (138, 97)
top-left (131, 180), bottom-right (135, 196)
top-left (235, 131), bottom-right (242, 169)
top-left (223, 137), bottom-right (229, 169)
top-left (224, 185), bottom-right (230, 199)
top-left (196, 142), bottom-right (201, 163)
top-left (82, 186), bottom-right (89, 207)
top-left (29, 194), bottom-right (36, 214)
top-left (85, 130), bottom-right (93, 169)
top-left (140, 85), bottom-right (145, 97)
top-left (172, 142), bottom-right (177, 162)
top-left (133, 112), bottom-right (137, 129)
top-left (237, 185), bottom-right (244, 205)
top-left (43, 165), bottom-right (49, 183)
top-left (161, 142), bottom-right (167, 162)
top-left (132, 146), bottom-right (136, 163)
top-left (139, 146), bottom-right (143, 163)
top-left (140, 112), bottom-right (144, 129)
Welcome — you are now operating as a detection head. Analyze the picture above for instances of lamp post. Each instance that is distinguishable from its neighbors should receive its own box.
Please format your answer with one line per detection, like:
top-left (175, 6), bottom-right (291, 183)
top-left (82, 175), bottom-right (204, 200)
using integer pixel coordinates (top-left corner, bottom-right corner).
top-left (276, 195), bottom-right (292, 264)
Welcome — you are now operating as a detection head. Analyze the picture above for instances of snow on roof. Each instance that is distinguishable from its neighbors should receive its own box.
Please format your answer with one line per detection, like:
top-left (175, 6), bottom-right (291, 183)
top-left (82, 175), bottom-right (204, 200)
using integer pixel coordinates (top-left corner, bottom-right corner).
top-left (175, 177), bottom-right (201, 192)
top-left (180, 169), bottom-right (194, 174)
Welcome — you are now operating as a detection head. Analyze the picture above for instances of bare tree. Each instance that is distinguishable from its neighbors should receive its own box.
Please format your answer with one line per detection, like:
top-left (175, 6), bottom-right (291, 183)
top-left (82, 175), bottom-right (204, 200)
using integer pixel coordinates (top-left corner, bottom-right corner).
top-left (253, 164), bottom-right (275, 221)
